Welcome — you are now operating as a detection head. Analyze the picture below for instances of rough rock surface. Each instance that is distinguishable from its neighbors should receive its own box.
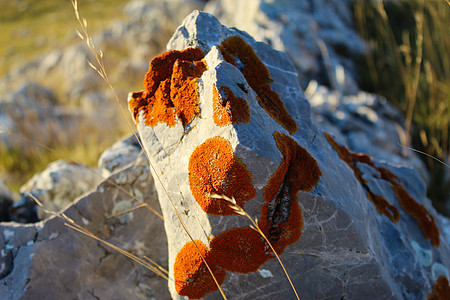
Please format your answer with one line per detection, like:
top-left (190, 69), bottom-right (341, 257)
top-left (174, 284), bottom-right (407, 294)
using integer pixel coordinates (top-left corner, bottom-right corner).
top-left (98, 133), bottom-right (142, 177)
top-left (130, 11), bottom-right (450, 299)
top-left (305, 80), bottom-right (426, 176)
top-left (0, 153), bottom-right (169, 300)
top-left (205, 0), bottom-right (367, 93)
top-left (19, 160), bottom-right (103, 220)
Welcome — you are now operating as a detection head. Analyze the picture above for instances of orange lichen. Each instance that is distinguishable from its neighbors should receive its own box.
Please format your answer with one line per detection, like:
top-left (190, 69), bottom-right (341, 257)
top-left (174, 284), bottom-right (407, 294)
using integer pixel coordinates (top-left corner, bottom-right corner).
top-left (128, 47), bottom-right (207, 127)
top-left (213, 84), bottom-right (251, 126)
top-left (378, 166), bottom-right (440, 247)
top-left (189, 136), bottom-right (256, 215)
top-left (209, 226), bottom-right (271, 273)
top-left (218, 36), bottom-right (298, 134)
top-left (324, 132), bottom-right (440, 247)
top-left (324, 132), bottom-right (400, 223)
top-left (428, 276), bottom-right (450, 300)
top-left (259, 132), bottom-right (322, 253)
top-left (366, 192), bottom-right (400, 222)
top-left (174, 240), bottom-right (226, 299)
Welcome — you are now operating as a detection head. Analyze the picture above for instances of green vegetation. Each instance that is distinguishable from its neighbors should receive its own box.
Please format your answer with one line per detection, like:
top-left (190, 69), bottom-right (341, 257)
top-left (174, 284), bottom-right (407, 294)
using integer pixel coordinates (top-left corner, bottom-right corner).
top-left (0, 0), bottom-right (129, 76)
top-left (353, 0), bottom-right (450, 213)
top-left (0, 0), bottom-right (132, 191)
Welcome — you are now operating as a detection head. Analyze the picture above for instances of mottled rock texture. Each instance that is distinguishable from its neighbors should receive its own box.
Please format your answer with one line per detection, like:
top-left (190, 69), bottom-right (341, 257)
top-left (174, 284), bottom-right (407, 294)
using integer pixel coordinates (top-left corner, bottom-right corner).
top-left (0, 154), bottom-right (169, 300)
top-left (130, 11), bottom-right (450, 300)
top-left (20, 160), bottom-right (102, 220)
top-left (98, 133), bottom-right (142, 177)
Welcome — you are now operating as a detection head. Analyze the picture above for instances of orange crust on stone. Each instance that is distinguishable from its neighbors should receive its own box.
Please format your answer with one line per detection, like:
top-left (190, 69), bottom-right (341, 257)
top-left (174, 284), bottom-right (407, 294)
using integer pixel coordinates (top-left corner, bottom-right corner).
top-left (209, 226), bottom-right (271, 273)
top-left (218, 36), bottom-right (298, 134)
top-left (174, 240), bottom-right (226, 299)
top-left (129, 47), bottom-right (207, 127)
top-left (324, 132), bottom-right (401, 223)
top-left (324, 132), bottom-right (440, 247)
top-left (259, 132), bottom-right (322, 253)
top-left (213, 84), bottom-right (251, 126)
top-left (378, 166), bottom-right (440, 247)
top-left (188, 136), bottom-right (256, 215)
top-left (428, 276), bottom-right (450, 300)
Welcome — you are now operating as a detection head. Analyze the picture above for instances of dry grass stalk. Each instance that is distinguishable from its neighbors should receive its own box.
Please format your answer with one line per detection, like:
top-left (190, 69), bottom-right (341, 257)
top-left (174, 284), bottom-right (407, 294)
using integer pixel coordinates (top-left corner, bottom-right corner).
top-left (71, 1), bottom-right (227, 298)
top-left (1, 127), bottom-right (163, 220)
top-left (210, 193), bottom-right (301, 300)
top-left (28, 193), bottom-right (170, 280)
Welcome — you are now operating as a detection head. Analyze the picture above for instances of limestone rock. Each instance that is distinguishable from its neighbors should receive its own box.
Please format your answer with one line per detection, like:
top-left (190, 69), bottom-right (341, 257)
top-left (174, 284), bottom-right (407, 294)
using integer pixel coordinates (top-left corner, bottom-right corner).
top-left (205, 0), bottom-right (368, 93)
top-left (98, 133), bottom-right (143, 177)
top-left (0, 154), bottom-right (169, 299)
top-left (19, 160), bottom-right (103, 220)
top-left (130, 11), bottom-right (450, 299)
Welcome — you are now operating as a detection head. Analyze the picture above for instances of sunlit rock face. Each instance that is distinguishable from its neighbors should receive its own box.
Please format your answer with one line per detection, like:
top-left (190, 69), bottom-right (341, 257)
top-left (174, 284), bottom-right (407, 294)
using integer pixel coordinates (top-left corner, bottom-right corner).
top-left (130, 11), bottom-right (450, 300)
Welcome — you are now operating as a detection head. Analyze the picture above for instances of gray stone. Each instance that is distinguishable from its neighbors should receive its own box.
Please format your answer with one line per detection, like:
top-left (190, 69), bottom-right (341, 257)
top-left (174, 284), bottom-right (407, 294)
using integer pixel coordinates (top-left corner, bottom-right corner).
top-left (305, 80), bottom-right (427, 177)
top-left (20, 160), bottom-right (103, 220)
top-left (99, 133), bottom-right (142, 177)
top-left (0, 154), bottom-right (169, 300)
top-left (130, 11), bottom-right (450, 299)
top-left (205, 0), bottom-right (368, 93)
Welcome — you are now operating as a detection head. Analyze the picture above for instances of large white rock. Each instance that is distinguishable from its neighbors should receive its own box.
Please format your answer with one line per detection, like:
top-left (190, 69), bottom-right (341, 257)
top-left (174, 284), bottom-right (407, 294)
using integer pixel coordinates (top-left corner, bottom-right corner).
top-left (130, 11), bottom-right (450, 300)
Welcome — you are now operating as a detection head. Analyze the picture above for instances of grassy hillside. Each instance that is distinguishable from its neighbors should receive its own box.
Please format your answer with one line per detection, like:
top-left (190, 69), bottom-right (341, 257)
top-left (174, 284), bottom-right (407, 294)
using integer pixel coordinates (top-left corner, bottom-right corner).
top-left (0, 0), bottom-right (129, 76)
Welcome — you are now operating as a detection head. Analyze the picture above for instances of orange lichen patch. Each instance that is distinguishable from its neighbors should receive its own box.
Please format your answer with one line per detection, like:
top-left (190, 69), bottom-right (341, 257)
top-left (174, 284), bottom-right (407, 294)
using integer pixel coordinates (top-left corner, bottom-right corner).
top-left (366, 192), bottom-right (400, 223)
top-left (378, 166), bottom-right (440, 247)
top-left (189, 136), bottom-right (256, 215)
top-left (259, 132), bottom-right (322, 253)
top-left (324, 132), bottom-right (401, 223)
top-left (209, 226), bottom-right (271, 273)
top-left (325, 132), bottom-right (440, 246)
top-left (128, 47), bottom-right (207, 127)
top-left (428, 276), bottom-right (450, 300)
top-left (218, 36), bottom-right (298, 134)
top-left (394, 183), bottom-right (440, 247)
top-left (213, 84), bottom-right (251, 126)
top-left (174, 240), bottom-right (226, 299)
top-left (143, 47), bottom-right (205, 95)
top-left (259, 197), bottom-right (303, 254)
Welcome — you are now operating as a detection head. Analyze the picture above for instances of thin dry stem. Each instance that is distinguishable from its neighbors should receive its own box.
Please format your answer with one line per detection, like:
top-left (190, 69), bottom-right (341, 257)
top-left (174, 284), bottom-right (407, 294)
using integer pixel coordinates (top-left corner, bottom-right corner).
top-left (397, 142), bottom-right (450, 169)
top-left (71, 1), bottom-right (226, 297)
top-left (210, 193), bottom-right (301, 300)
top-left (28, 193), bottom-right (169, 280)
top-left (1, 127), bottom-right (164, 220)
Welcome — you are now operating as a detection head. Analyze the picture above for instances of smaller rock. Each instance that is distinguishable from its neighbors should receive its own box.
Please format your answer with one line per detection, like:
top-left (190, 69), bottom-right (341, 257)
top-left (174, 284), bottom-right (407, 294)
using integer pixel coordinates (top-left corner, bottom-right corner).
top-left (1, 154), bottom-right (169, 299)
top-left (98, 133), bottom-right (142, 177)
top-left (19, 160), bottom-right (102, 220)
